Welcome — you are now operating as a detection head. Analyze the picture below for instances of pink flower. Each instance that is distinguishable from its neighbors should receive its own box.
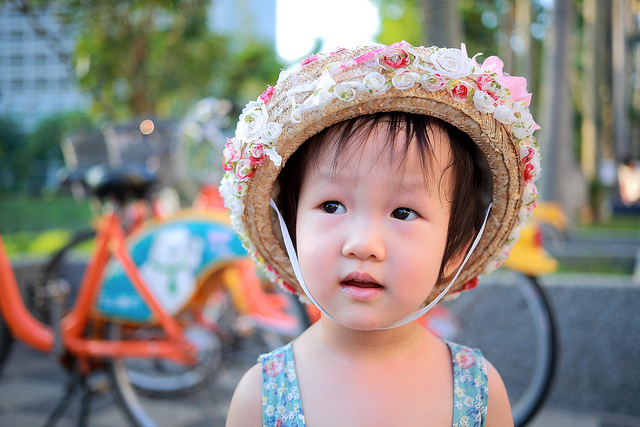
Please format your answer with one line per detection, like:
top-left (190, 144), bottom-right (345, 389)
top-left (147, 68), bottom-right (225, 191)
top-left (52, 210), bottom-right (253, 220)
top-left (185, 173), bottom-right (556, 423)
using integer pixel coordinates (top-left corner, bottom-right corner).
top-left (259, 86), bottom-right (275, 104)
top-left (476, 74), bottom-right (492, 91)
top-left (222, 138), bottom-right (239, 171)
top-left (480, 56), bottom-right (534, 106)
top-left (450, 82), bottom-right (470, 102)
top-left (235, 159), bottom-right (255, 181)
top-left (521, 148), bottom-right (536, 163)
top-left (502, 76), bottom-right (532, 105)
top-left (301, 54), bottom-right (319, 66)
top-left (355, 49), bottom-right (382, 65)
top-left (380, 46), bottom-right (411, 69)
top-left (248, 143), bottom-right (266, 164)
top-left (421, 73), bottom-right (446, 91)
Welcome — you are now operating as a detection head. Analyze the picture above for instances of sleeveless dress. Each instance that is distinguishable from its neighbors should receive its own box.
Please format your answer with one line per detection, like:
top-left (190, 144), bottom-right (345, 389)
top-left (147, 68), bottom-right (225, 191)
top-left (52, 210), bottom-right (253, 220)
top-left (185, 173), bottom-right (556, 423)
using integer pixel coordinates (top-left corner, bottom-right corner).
top-left (259, 340), bottom-right (489, 427)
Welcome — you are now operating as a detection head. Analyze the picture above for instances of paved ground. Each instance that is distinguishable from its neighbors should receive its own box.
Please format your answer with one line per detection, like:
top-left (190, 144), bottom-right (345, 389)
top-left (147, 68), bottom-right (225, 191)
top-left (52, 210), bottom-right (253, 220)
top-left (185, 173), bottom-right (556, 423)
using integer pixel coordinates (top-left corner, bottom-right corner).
top-left (2, 266), bottom-right (640, 426)
top-left (1, 337), bottom-right (638, 427)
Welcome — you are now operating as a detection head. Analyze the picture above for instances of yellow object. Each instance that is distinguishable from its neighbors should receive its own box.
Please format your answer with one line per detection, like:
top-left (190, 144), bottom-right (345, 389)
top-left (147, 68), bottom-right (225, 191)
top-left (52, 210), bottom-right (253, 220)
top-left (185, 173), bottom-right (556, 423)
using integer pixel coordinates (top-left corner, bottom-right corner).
top-left (503, 202), bottom-right (566, 276)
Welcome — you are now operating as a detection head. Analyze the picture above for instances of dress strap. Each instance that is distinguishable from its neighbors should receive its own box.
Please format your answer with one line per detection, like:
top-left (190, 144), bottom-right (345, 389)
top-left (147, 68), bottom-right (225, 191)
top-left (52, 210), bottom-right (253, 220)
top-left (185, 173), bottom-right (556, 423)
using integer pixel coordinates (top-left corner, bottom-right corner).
top-left (447, 341), bottom-right (489, 427)
top-left (259, 341), bottom-right (305, 426)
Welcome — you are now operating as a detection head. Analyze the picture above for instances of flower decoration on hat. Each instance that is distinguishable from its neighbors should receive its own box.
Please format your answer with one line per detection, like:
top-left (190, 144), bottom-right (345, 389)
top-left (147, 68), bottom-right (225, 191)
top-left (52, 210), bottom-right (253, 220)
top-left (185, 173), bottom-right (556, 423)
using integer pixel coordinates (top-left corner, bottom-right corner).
top-left (220, 41), bottom-right (541, 294)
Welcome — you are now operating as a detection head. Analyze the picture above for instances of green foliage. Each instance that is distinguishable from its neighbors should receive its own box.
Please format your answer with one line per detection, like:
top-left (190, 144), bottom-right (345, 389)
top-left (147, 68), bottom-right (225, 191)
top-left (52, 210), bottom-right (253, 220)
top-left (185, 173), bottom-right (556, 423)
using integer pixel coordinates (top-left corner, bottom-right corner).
top-left (0, 194), bottom-right (92, 233)
top-left (214, 41), bottom-right (284, 111)
top-left (44, 0), bottom-right (230, 121)
top-left (0, 117), bottom-right (26, 191)
top-left (371, 0), bottom-right (423, 46)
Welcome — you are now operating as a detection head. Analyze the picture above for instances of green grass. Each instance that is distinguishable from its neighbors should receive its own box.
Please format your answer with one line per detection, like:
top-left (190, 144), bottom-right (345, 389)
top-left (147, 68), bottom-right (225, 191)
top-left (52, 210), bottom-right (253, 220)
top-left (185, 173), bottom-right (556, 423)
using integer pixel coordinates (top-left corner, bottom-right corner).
top-left (579, 213), bottom-right (640, 230)
top-left (0, 194), bottom-right (94, 257)
top-left (0, 195), bottom-right (93, 233)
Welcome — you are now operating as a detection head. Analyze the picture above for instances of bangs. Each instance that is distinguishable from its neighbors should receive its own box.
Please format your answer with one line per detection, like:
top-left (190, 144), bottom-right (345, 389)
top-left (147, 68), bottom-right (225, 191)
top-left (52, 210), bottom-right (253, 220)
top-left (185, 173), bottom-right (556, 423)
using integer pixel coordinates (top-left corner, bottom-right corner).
top-left (302, 113), bottom-right (442, 190)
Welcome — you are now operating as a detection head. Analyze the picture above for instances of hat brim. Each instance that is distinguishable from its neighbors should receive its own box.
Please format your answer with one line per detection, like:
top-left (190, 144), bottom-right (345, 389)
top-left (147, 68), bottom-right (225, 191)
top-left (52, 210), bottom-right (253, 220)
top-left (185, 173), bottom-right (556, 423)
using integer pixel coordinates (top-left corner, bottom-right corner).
top-left (222, 44), bottom-right (537, 303)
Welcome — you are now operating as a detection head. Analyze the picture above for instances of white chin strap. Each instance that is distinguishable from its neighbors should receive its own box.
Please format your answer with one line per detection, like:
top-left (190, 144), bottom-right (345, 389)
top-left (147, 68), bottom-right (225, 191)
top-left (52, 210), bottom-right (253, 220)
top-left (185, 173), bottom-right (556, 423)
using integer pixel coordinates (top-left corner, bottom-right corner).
top-left (270, 199), bottom-right (492, 330)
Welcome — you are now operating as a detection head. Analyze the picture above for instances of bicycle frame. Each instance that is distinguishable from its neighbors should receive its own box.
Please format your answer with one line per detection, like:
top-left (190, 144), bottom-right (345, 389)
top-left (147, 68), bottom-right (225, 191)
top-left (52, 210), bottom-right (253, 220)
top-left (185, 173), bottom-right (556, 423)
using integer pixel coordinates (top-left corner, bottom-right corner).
top-left (0, 209), bottom-right (198, 370)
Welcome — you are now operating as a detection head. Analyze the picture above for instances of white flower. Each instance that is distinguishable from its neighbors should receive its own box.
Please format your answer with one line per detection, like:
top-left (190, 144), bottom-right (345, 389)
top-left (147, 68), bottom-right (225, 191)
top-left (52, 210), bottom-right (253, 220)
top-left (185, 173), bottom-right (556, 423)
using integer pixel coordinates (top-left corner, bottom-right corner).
top-left (264, 147), bottom-right (282, 168)
top-left (219, 175), bottom-right (234, 200)
top-left (421, 73), bottom-right (446, 91)
top-left (473, 90), bottom-right (496, 113)
top-left (236, 101), bottom-right (268, 142)
top-left (493, 105), bottom-right (516, 125)
top-left (226, 196), bottom-right (245, 219)
top-left (512, 122), bottom-right (533, 139)
top-left (522, 181), bottom-right (539, 206)
top-left (261, 122), bottom-right (283, 143)
top-left (513, 102), bottom-right (535, 129)
top-left (429, 48), bottom-right (474, 79)
top-left (363, 72), bottom-right (388, 94)
top-left (391, 70), bottom-right (419, 90)
top-left (333, 82), bottom-right (359, 102)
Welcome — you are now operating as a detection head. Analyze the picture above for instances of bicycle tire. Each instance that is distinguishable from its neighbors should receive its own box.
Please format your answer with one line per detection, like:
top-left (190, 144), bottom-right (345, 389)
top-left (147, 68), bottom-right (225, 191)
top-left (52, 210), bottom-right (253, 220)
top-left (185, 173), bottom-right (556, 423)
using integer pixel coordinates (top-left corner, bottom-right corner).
top-left (108, 271), bottom-right (310, 427)
top-left (0, 313), bottom-right (13, 379)
top-left (437, 271), bottom-right (556, 426)
top-left (38, 229), bottom-right (96, 321)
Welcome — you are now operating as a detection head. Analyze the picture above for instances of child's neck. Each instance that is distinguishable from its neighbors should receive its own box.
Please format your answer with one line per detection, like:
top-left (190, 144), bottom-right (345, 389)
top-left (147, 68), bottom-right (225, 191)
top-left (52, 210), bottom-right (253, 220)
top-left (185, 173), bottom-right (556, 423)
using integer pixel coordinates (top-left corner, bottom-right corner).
top-left (311, 315), bottom-right (439, 361)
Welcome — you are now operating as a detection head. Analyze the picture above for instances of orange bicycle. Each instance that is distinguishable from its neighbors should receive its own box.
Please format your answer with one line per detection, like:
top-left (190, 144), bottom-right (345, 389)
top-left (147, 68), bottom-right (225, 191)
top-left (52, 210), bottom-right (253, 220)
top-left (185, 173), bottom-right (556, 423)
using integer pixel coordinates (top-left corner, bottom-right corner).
top-left (0, 142), bottom-right (308, 425)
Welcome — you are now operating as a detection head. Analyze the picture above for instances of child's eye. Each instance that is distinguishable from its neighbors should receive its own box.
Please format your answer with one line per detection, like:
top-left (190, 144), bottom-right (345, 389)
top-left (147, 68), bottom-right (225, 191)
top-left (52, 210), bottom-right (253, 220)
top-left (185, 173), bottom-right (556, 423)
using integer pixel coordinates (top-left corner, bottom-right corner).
top-left (321, 201), bottom-right (347, 214)
top-left (391, 208), bottom-right (419, 221)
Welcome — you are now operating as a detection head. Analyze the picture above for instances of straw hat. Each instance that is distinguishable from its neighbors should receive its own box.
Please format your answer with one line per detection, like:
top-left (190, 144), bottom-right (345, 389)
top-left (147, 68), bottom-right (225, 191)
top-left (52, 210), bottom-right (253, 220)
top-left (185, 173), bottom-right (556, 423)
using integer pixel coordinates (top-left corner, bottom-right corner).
top-left (220, 42), bottom-right (540, 300)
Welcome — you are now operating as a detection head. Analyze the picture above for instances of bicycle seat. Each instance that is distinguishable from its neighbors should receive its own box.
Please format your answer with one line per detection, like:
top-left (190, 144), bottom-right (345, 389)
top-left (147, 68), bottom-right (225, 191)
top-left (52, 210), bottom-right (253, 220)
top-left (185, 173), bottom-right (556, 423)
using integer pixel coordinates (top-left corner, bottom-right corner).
top-left (83, 163), bottom-right (157, 203)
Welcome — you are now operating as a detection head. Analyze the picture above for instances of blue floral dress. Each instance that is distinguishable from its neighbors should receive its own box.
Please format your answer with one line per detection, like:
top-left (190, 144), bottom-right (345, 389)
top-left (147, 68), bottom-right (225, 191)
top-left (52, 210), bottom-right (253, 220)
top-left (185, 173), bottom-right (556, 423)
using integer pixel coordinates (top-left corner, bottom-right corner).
top-left (259, 340), bottom-right (489, 427)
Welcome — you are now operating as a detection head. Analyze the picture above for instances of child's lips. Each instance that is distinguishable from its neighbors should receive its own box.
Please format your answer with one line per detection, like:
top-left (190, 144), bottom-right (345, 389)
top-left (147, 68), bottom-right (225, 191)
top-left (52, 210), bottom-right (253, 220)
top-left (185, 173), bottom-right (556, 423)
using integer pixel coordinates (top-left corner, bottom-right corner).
top-left (340, 273), bottom-right (384, 300)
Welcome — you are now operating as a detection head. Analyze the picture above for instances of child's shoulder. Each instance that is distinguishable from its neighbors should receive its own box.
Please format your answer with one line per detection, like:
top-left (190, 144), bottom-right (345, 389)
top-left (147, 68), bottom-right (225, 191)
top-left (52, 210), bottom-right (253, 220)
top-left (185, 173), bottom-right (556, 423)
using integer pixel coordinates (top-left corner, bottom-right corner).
top-left (225, 362), bottom-right (263, 427)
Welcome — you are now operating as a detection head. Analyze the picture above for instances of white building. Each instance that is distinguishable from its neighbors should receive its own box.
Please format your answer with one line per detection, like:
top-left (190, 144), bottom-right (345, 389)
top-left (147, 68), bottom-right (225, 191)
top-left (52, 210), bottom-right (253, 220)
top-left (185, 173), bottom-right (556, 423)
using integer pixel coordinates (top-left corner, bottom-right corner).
top-left (0, 2), bottom-right (89, 131)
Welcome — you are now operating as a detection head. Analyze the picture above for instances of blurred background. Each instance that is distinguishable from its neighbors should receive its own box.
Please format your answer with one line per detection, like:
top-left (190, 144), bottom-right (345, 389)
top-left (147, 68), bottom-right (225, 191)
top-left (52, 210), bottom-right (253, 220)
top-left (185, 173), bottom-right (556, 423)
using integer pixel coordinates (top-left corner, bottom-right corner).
top-left (1, 0), bottom-right (640, 240)
top-left (1, 1), bottom-right (640, 425)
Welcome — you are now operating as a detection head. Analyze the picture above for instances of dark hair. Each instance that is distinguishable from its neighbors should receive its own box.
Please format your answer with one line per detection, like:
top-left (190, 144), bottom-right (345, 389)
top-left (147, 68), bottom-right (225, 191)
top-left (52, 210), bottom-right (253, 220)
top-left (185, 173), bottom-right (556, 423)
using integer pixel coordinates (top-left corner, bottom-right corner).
top-left (276, 112), bottom-right (492, 286)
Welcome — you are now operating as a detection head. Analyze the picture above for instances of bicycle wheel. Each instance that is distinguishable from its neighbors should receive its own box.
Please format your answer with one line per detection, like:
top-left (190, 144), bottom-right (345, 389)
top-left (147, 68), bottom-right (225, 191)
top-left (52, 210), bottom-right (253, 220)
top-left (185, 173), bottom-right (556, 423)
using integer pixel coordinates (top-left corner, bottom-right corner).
top-left (108, 278), bottom-right (310, 427)
top-left (38, 229), bottom-right (96, 322)
top-left (436, 271), bottom-right (556, 427)
top-left (0, 313), bottom-right (13, 379)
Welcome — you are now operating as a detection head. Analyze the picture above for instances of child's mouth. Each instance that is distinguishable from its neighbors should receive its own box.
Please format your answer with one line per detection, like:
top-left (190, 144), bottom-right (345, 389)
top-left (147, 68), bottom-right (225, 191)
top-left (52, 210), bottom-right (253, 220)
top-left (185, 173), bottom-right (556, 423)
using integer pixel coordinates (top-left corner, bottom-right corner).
top-left (340, 276), bottom-right (384, 301)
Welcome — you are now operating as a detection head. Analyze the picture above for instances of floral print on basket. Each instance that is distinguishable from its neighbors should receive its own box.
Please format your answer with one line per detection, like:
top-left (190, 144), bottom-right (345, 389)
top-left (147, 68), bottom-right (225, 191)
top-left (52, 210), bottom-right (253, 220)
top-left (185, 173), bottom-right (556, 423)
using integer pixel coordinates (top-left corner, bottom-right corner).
top-left (259, 340), bottom-right (488, 426)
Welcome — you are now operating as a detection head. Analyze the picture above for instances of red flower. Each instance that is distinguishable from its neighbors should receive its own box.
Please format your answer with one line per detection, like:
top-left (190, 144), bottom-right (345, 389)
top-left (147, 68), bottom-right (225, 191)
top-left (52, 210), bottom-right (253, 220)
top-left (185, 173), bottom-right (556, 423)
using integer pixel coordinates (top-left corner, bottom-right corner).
top-left (523, 162), bottom-right (535, 182)
top-left (521, 148), bottom-right (536, 182)
top-left (461, 277), bottom-right (479, 291)
top-left (476, 74), bottom-right (492, 91)
top-left (263, 357), bottom-right (284, 377)
top-left (456, 352), bottom-right (476, 370)
top-left (450, 82), bottom-right (470, 102)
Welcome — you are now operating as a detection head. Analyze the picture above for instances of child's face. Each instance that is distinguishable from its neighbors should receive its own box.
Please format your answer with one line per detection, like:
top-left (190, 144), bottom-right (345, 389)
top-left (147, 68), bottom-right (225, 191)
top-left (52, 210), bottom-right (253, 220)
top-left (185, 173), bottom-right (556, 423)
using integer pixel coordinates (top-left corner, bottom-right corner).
top-left (295, 121), bottom-right (455, 330)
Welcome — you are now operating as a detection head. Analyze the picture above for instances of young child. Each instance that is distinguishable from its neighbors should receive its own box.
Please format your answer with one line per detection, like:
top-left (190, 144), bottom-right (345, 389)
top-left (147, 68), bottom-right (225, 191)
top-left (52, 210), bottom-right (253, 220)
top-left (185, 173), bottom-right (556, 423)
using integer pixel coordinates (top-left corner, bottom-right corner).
top-left (221, 41), bottom-right (540, 426)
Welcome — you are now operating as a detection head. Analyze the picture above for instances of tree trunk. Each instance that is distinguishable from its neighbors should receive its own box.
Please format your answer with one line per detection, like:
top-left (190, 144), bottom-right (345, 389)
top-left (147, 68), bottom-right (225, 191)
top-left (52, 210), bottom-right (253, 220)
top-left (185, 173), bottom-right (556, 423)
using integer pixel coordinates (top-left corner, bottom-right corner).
top-left (537, 0), bottom-right (586, 218)
top-left (421, 0), bottom-right (463, 48)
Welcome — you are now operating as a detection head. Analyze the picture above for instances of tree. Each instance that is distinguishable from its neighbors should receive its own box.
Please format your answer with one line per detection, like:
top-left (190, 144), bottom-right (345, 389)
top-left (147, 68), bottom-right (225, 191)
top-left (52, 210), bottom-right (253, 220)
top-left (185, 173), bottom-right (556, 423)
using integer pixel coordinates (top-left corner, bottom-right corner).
top-left (0, 117), bottom-right (26, 192)
top-left (421, 0), bottom-right (463, 47)
top-left (12, 112), bottom-right (95, 193)
top-left (11, 0), bottom-right (230, 121)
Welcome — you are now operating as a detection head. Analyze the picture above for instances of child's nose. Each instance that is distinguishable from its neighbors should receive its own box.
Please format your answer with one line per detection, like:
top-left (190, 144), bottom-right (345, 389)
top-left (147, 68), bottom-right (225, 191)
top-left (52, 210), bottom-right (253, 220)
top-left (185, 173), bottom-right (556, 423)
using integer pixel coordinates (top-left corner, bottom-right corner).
top-left (341, 218), bottom-right (387, 261)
